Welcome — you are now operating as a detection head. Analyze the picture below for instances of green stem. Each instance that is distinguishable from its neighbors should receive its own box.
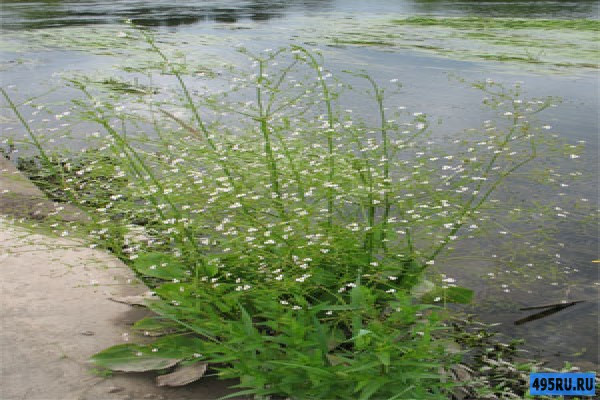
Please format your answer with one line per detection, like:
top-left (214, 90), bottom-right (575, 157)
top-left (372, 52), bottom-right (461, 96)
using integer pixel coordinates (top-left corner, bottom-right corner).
top-left (1, 88), bottom-right (52, 167)
top-left (426, 110), bottom-right (533, 265)
top-left (293, 46), bottom-right (335, 229)
top-left (363, 76), bottom-right (390, 251)
top-left (255, 59), bottom-right (286, 220)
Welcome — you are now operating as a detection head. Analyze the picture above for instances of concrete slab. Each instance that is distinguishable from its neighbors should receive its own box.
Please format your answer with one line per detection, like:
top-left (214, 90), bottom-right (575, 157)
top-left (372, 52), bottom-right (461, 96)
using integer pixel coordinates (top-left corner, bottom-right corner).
top-left (0, 156), bottom-right (88, 221)
top-left (0, 157), bottom-right (245, 400)
top-left (0, 221), bottom-right (243, 400)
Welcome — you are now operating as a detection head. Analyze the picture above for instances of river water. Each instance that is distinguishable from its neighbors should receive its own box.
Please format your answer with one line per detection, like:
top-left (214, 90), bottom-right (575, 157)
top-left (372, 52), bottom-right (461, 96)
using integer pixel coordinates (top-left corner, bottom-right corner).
top-left (1, 0), bottom-right (598, 370)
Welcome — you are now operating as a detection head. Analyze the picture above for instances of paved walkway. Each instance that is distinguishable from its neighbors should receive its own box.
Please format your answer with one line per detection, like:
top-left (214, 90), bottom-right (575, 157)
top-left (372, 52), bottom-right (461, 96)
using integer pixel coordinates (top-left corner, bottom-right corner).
top-left (0, 157), bottom-right (240, 400)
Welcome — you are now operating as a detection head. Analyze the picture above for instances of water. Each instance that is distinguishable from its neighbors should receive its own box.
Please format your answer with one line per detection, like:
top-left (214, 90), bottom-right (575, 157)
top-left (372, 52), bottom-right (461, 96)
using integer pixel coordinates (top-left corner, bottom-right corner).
top-left (1, 0), bottom-right (598, 29)
top-left (1, 0), bottom-right (598, 370)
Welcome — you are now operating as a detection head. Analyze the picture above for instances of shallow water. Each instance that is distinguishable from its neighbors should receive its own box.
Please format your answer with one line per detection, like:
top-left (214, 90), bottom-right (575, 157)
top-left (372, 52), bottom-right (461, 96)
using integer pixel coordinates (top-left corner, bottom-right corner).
top-left (1, 0), bottom-right (598, 369)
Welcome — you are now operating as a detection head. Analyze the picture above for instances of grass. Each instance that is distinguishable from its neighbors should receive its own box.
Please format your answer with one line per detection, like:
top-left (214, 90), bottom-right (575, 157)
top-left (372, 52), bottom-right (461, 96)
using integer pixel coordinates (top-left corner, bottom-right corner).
top-left (2, 27), bottom-right (594, 398)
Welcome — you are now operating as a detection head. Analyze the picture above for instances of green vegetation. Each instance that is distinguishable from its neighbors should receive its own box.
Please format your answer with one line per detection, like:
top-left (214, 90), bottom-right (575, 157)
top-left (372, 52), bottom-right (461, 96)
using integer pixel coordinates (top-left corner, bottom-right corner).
top-left (2, 15), bottom-right (597, 77)
top-left (323, 16), bottom-right (599, 72)
top-left (391, 17), bottom-right (600, 31)
top-left (93, 77), bottom-right (157, 95)
top-left (2, 27), bottom-right (593, 398)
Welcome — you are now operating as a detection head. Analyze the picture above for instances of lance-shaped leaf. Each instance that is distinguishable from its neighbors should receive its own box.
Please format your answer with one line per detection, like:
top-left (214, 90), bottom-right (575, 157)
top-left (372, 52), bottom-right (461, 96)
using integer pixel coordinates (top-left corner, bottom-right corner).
top-left (422, 286), bottom-right (474, 304)
top-left (90, 343), bottom-right (180, 372)
top-left (133, 252), bottom-right (189, 280)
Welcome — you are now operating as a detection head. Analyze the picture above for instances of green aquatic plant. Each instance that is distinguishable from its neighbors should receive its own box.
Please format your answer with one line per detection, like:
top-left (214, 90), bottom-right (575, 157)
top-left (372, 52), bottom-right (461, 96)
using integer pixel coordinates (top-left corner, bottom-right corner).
top-left (2, 14), bottom-right (597, 75)
top-left (93, 77), bottom-right (157, 95)
top-left (2, 32), bottom-right (588, 398)
top-left (325, 16), bottom-right (599, 72)
top-left (390, 17), bottom-right (600, 32)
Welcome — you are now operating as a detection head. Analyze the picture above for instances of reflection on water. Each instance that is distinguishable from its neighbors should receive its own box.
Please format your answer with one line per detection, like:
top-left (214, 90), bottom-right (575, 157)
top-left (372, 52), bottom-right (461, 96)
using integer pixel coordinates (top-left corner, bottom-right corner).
top-left (0, 0), bottom-right (598, 30)
top-left (0, 0), bottom-right (334, 29)
top-left (409, 0), bottom-right (599, 18)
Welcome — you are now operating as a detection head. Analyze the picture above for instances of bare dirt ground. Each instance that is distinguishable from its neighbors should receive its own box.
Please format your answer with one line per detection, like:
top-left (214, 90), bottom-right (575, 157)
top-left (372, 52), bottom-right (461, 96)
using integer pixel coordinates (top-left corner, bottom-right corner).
top-left (0, 157), bottom-right (243, 400)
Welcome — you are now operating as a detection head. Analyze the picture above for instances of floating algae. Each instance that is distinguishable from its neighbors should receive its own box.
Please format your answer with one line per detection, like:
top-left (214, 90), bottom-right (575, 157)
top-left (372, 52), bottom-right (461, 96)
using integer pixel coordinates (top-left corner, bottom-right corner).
top-left (314, 15), bottom-right (599, 73)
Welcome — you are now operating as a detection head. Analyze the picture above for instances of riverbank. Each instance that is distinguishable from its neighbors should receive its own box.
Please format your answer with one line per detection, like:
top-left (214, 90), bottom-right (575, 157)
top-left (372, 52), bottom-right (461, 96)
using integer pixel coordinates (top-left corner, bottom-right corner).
top-left (0, 156), bottom-right (243, 400)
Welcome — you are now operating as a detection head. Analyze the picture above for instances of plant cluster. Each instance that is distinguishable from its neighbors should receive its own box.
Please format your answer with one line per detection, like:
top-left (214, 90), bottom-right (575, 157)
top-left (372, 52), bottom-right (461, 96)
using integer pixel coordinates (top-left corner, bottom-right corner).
top-left (2, 33), bottom-right (583, 399)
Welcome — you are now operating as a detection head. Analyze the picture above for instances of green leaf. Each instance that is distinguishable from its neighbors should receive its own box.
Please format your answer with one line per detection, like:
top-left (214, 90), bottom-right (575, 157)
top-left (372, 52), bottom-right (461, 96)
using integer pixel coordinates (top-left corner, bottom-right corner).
top-left (343, 361), bottom-right (380, 373)
top-left (376, 351), bottom-right (390, 367)
top-left (90, 343), bottom-right (180, 372)
top-left (312, 315), bottom-right (329, 355)
top-left (327, 328), bottom-right (346, 351)
top-left (131, 316), bottom-right (180, 336)
top-left (359, 379), bottom-right (386, 400)
top-left (218, 388), bottom-right (269, 400)
top-left (133, 252), bottom-right (189, 280)
top-left (152, 334), bottom-right (205, 359)
top-left (266, 361), bottom-right (333, 377)
top-left (350, 284), bottom-right (364, 337)
top-left (422, 286), bottom-right (474, 304)
top-left (239, 305), bottom-right (256, 337)
top-left (321, 304), bottom-right (361, 311)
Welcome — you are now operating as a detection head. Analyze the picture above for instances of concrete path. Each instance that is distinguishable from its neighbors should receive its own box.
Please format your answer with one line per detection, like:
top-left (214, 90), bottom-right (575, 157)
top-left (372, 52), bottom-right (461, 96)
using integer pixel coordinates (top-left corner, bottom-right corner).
top-left (0, 157), bottom-right (242, 400)
top-left (0, 156), bottom-right (87, 222)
